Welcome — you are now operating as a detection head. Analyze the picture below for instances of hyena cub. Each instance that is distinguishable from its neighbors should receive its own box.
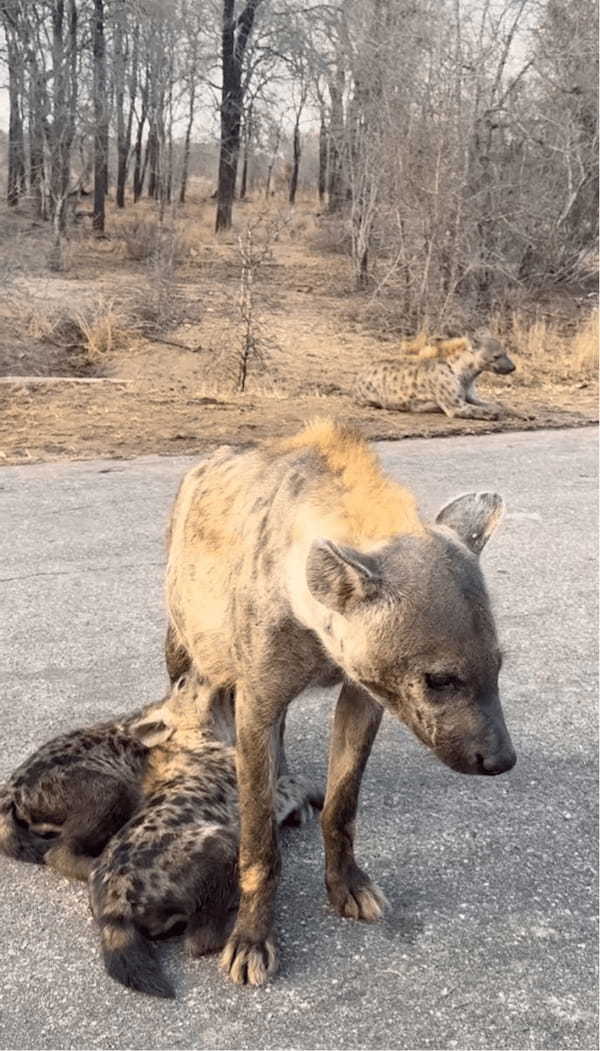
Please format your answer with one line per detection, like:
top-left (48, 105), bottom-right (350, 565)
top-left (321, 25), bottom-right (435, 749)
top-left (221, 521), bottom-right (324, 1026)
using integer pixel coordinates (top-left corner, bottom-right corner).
top-left (0, 714), bottom-right (152, 880)
top-left (353, 332), bottom-right (519, 419)
top-left (89, 673), bottom-right (320, 998)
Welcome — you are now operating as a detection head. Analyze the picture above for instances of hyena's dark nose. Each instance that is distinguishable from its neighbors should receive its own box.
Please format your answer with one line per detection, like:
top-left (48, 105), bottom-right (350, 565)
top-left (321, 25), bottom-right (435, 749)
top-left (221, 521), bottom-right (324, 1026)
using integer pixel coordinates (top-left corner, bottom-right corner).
top-left (477, 746), bottom-right (517, 775)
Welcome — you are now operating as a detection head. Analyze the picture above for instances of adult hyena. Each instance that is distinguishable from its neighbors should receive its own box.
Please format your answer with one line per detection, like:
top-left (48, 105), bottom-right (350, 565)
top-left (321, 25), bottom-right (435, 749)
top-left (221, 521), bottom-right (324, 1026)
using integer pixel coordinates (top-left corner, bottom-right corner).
top-left (165, 419), bottom-right (516, 986)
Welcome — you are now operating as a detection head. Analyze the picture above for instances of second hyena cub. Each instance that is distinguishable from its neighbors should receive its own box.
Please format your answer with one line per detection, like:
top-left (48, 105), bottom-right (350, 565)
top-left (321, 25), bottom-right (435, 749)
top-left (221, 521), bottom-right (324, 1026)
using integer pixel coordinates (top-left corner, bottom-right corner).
top-left (353, 332), bottom-right (519, 419)
top-left (89, 673), bottom-right (320, 999)
top-left (0, 715), bottom-right (152, 880)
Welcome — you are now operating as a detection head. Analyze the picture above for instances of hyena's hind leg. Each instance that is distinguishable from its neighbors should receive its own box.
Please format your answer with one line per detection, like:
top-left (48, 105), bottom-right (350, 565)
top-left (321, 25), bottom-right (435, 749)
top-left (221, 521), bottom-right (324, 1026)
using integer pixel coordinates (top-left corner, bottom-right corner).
top-left (45, 774), bottom-right (142, 881)
top-left (165, 622), bottom-right (192, 684)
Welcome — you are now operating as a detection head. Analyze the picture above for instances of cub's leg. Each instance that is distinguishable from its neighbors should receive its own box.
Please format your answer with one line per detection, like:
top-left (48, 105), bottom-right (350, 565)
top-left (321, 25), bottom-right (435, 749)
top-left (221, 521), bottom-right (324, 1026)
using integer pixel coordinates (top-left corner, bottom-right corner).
top-left (45, 774), bottom-right (142, 881)
top-left (275, 773), bottom-right (324, 827)
top-left (186, 831), bottom-right (239, 958)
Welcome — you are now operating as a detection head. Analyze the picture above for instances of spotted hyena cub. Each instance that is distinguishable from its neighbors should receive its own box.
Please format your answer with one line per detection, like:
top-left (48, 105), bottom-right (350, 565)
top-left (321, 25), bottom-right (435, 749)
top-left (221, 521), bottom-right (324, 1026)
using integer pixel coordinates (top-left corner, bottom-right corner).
top-left (89, 672), bottom-right (320, 998)
top-left (353, 332), bottom-right (520, 419)
top-left (0, 675), bottom-right (319, 998)
top-left (0, 712), bottom-right (153, 880)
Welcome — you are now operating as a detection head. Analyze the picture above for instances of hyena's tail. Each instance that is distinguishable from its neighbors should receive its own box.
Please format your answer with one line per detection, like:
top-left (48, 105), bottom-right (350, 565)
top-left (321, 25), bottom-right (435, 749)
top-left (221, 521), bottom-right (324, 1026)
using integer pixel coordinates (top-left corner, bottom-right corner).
top-left (99, 917), bottom-right (175, 999)
top-left (0, 785), bottom-right (49, 864)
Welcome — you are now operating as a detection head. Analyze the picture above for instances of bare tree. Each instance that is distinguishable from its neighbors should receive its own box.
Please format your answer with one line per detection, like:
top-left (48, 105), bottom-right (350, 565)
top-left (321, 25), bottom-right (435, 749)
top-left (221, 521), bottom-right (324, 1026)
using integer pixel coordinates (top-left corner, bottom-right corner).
top-left (215, 0), bottom-right (262, 232)
top-left (92, 0), bottom-right (108, 233)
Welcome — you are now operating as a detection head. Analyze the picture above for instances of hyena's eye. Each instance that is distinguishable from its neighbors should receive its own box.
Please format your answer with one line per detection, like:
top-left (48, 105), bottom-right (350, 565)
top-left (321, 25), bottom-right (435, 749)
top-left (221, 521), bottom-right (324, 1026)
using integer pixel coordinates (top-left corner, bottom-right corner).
top-left (425, 672), bottom-right (463, 692)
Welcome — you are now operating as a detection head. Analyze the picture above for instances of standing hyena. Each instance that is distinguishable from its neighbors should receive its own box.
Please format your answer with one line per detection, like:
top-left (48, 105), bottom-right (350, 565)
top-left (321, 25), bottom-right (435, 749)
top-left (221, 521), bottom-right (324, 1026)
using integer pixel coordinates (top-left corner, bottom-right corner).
top-left (353, 333), bottom-right (519, 419)
top-left (165, 418), bottom-right (517, 986)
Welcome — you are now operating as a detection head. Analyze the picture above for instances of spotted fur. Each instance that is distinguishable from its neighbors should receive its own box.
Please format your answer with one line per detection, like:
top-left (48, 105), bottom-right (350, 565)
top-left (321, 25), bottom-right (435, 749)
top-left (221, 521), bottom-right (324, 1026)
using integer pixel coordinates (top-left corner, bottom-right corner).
top-left (165, 418), bottom-right (516, 988)
top-left (1, 676), bottom-right (320, 999)
top-left (353, 332), bottom-right (520, 419)
top-left (89, 673), bottom-right (320, 998)
top-left (0, 712), bottom-right (152, 880)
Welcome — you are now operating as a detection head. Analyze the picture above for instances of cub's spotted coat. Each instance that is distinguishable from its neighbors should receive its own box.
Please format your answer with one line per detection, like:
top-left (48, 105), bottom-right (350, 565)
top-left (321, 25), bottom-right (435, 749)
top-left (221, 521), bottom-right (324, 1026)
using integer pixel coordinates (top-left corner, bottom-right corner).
top-left (0, 676), bottom-right (320, 998)
top-left (89, 674), bottom-right (319, 997)
top-left (353, 333), bottom-right (521, 419)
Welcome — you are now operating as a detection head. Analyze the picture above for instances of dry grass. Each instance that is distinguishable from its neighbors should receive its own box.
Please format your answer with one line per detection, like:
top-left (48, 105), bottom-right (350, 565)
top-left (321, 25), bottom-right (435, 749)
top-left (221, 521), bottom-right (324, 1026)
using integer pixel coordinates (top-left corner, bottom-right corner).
top-left (22, 295), bottom-right (131, 368)
top-left (503, 310), bottom-right (598, 380)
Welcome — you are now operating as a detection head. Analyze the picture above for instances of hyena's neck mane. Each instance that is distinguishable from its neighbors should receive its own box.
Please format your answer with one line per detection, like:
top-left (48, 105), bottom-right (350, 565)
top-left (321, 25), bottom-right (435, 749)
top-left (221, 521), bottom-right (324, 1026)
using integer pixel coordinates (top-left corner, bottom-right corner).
top-left (280, 418), bottom-right (424, 545)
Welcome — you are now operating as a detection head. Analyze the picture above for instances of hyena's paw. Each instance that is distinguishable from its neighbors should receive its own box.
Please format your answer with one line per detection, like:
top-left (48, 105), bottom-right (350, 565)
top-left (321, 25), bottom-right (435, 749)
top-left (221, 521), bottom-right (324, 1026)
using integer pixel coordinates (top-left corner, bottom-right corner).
top-left (326, 864), bottom-right (387, 923)
top-left (277, 775), bottom-right (324, 828)
top-left (44, 843), bottom-right (95, 882)
top-left (220, 932), bottom-right (278, 986)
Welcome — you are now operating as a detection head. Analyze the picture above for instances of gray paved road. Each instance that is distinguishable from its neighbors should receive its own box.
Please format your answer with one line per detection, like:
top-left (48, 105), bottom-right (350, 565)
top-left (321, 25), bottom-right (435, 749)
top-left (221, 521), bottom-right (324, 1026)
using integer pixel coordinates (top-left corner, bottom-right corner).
top-left (0, 429), bottom-right (597, 1051)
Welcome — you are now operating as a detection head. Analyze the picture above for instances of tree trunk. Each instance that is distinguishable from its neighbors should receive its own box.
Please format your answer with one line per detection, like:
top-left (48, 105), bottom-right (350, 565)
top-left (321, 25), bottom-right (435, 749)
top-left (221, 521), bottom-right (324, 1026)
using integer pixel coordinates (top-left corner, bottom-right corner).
top-left (113, 0), bottom-right (127, 208)
top-left (239, 134), bottom-right (249, 200)
top-left (6, 35), bottom-right (24, 206)
top-left (92, 0), bottom-right (108, 233)
top-left (146, 124), bottom-right (160, 199)
top-left (215, 0), bottom-right (262, 233)
top-left (239, 104), bottom-right (252, 201)
top-left (28, 86), bottom-right (46, 218)
top-left (327, 69), bottom-right (345, 214)
top-left (132, 88), bottom-right (147, 202)
top-left (179, 80), bottom-right (196, 204)
top-left (288, 117), bottom-right (301, 206)
top-left (318, 109), bottom-right (327, 203)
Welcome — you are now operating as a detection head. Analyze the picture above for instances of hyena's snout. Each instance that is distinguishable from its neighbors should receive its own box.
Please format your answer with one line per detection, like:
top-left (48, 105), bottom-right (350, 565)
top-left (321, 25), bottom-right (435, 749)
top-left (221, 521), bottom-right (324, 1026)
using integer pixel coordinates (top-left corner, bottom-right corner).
top-left (493, 355), bottom-right (516, 375)
top-left (438, 699), bottom-right (516, 776)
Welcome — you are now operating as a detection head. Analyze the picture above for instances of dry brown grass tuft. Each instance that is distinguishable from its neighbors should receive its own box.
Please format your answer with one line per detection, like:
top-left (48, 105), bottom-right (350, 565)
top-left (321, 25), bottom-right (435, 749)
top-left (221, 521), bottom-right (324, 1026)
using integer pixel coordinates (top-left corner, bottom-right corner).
top-left (23, 296), bottom-right (131, 367)
top-left (505, 310), bottom-right (598, 380)
top-left (71, 299), bottom-right (129, 362)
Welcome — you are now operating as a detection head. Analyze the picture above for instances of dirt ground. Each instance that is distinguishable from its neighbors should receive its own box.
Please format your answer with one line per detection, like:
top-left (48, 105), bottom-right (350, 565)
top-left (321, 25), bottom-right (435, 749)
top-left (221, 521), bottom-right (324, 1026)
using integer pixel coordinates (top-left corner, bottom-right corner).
top-left (0, 197), bottom-right (597, 466)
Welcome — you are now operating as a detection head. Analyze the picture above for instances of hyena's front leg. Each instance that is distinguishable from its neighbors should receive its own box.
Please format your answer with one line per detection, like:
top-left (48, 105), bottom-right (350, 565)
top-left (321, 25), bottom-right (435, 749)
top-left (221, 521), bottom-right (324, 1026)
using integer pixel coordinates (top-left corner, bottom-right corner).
top-left (464, 393), bottom-right (529, 421)
top-left (439, 395), bottom-right (501, 420)
top-left (322, 681), bottom-right (385, 922)
top-left (220, 685), bottom-right (284, 987)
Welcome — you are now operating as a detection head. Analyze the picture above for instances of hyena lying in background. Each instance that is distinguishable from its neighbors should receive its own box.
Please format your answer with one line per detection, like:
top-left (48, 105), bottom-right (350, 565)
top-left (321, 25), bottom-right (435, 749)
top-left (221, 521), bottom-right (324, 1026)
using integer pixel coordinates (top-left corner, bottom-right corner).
top-left (165, 418), bottom-right (517, 988)
top-left (0, 675), bottom-right (320, 998)
top-left (353, 332), bottom-right (522, 419)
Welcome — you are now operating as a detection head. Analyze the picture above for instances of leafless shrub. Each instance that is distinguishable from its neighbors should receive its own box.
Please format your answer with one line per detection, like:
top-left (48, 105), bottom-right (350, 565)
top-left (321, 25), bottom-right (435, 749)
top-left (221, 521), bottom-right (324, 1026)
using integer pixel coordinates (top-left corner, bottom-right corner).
top-left (117, 217), bottom-right (187, 263)
top-left (308, 217), bottom-right (352, 256)
top-left (236, 211), bottom-right (289, 392)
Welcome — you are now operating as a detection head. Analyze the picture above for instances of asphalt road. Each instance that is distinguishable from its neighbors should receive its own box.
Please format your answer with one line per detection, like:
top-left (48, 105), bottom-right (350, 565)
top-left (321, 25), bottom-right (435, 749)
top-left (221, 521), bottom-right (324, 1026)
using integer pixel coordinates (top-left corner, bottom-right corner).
top-left (0, 428), bottom-right (597, 1051)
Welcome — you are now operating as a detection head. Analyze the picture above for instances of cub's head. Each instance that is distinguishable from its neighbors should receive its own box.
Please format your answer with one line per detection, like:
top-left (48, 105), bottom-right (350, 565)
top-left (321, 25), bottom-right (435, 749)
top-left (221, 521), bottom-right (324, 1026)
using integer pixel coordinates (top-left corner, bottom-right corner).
top-left (306, 493), bottom-right (516, 777)
top-left (472, 332), bottom-right (516, 375)
top-left (129, 674), bottom-right (235, 747)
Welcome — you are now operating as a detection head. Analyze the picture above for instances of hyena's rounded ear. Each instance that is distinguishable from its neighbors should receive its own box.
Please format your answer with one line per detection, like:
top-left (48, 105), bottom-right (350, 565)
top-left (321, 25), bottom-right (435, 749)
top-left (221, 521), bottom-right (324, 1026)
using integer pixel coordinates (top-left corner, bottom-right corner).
top-left (306, 539), bottom-right (382, 613)
top-left (435, 493), bottom-right (505, 556)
